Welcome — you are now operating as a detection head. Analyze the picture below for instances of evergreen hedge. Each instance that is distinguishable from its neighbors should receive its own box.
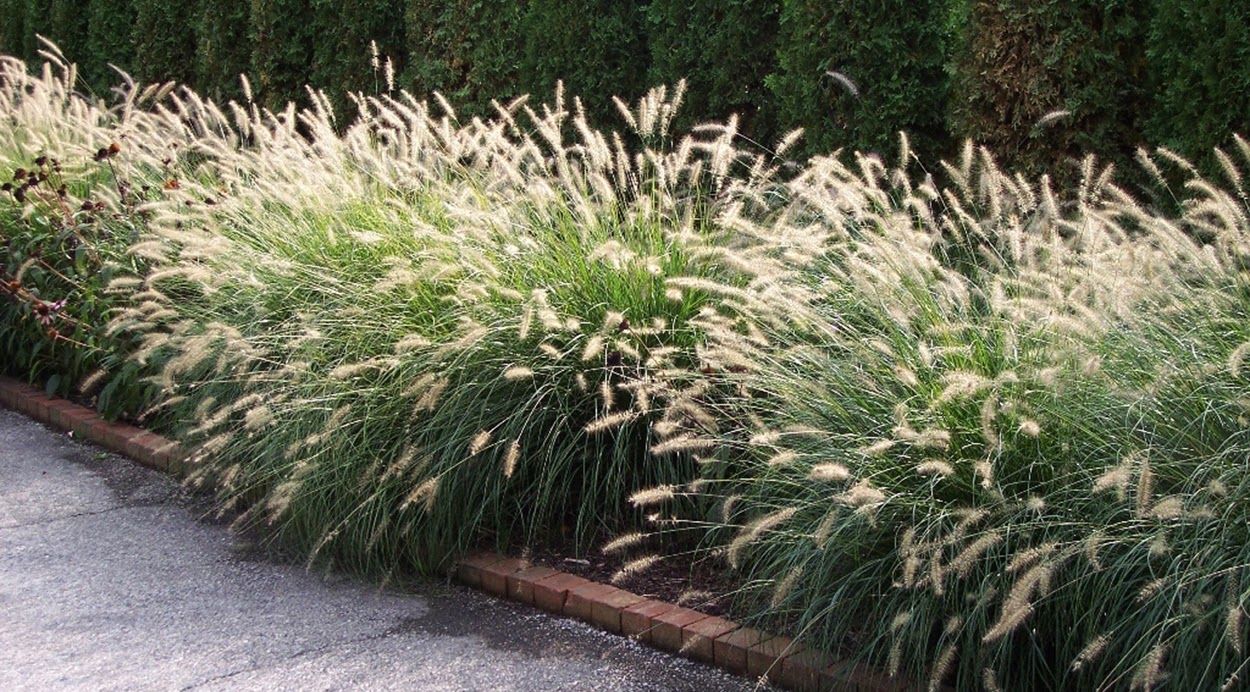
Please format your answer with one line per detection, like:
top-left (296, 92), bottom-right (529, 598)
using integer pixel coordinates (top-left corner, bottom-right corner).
top-left (1145, 0), bottom-right (1250, 172)
top-left (519, 0), bottom-right (650, 125)
top-left (310, 0), bottom-right (406, 119)
top-left (84, 0), bottom-right (136, 94)
top-left (132, 0), bottom-right (196, 86)
top-left (45, 1), bottom-right (89, 64)
top-left (1, 0), bottom-right (1247, 177)
top-left (403, 0), bottom-right (524, 118)
top-left (0, 0), bottom-right (26, 58)
top-left (646, 0), bottom-right (781, 141)
top-left (195, 2), bottom-right (251, 103)
top-left (951, 0), bottom-right (1149, 177)
top-left (768, 0), bottom-right (955, 159)
top-left (248, 0), bottom-right (314, 110)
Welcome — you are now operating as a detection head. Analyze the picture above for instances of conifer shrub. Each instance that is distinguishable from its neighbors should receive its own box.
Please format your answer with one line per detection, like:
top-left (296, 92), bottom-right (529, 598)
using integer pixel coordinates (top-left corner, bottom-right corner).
top-left (766, 0), bottom-right (954, 159)
top-left (0, 0), bottom-right (28, 58)
top-left (132, 0), bottom-right (196, 86)
top-left (645, 0), bottom-right (780, 141)
top-left (1145, 0), bottom-right (1250, 173)
top-left (310, 0), bottom-right (405, 120)
top-left (951, 0), bottom-right (1149, 178)
top-left (45, 1), bottom-right (89, 65)
top-left (84, 0), bottom-right (136, 93)
top-left (519, 0), bottom-right (649, 124)
top-left (194, 2), bottom-right (251, 103)
top-left (249, 0), bottom-right (314, 110)
top-left (403, 0), bottom-right (524, 118)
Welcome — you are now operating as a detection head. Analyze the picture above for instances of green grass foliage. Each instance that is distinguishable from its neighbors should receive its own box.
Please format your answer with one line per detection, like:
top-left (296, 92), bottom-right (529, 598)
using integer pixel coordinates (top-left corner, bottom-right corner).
top-left (3, 41), bottom-right (1250, 692)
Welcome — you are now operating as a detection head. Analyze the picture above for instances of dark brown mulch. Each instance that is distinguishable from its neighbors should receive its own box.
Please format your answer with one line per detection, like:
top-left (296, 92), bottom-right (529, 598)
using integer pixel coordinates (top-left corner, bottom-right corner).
top-left (520, 544), bottom-right (742, 619)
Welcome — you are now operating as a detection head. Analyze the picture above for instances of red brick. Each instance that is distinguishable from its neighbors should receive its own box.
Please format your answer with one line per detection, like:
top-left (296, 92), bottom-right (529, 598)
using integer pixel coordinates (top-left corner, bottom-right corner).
top-left (94, 421), bottom-right (143, 454)
top-left (621, 599), bottom-right (677, 642)
top-left (46, 400), bottom-right (81, 429)
top-left (506, 566), bottom-right (560, 605)
top-left (58, 405), bottom-right (98, 431)
top-left (125, 432), bottom-right (170, 469)
top-left (589, 588), bottom-right (645, 633)
top-left (563, 582), bottom-right (619, 623)
top-left (22, 392), bottom-right (54, 420)
top-left (530, 572), bottom-right (591, 613)
top-left (454, 553), bottom-right (508, 588)
top-left (714, 626), bottom-right (768, 674)
top-left (153, 440), bottom-right (186, 476)
top-left (681, 616), bottom-right (738, 663)
top-left (779, 647), bottom-right (835, 692)
top-left (649, 607), bottom-right (710, 653)
top-left (0, 379), bottom-right (18, 407)
top-left (747, 634), bottom-right (795, 680)
top-left (479, 557), bottom-right (528, 596)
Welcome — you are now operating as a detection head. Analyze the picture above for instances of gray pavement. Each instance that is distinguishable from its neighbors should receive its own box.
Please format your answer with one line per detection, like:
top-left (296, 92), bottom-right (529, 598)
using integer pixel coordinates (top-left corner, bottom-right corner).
top-left (0, 407), bottom-right (756, 691)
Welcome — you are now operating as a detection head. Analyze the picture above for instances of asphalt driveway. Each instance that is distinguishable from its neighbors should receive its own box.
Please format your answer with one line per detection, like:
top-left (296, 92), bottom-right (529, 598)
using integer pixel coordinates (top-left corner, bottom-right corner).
top-left (0, 407), bottom-right (754, 691)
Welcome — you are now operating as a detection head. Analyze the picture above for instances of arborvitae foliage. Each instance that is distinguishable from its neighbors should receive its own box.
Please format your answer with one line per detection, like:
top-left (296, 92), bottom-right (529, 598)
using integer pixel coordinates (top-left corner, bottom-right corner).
top-left (195, 2), bottom-right (251, 103)
top-left (646, 0), bottom-right (780, 143)
top-left (1145, 0), bottom-right (1250, 170)
top-left (132, 0), bottom-right (196, 86)
top-left (45, 1), bottom-right (91, 64)
top-left (310, 0), bottom-right (406, 122)
top-left (519, 0), bottom-right (650, 125)
top-left (952, 0), bottom-right (1149, 177)
top-left (0, 0), bottom-right (28, 58)
top-left (404, 0), bottom-right (524, 118)
top-left (249, 0), bottom-right (314, 110)
top-left (18, 0), bottom-right (50, 60)
top-left (767, 0), bottom-right (954, 160)
top-left (84, 0), bottom-right (137, 94)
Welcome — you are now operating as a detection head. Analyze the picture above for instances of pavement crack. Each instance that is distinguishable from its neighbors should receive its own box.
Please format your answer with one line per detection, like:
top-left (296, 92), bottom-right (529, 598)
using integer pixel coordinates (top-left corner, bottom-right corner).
top-left (0, 502), bottom-right (167, 531)
top-left (179, 629), bottom-right (399, 690)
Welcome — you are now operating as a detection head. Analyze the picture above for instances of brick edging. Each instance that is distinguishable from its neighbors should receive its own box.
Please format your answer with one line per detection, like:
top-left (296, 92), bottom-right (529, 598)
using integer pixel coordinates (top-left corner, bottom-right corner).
top-left (0, 375), bottom-right (914, 692)
top-left (453, 553), bottom-right (912, 692)
top-left (0, 376), bottom-right (186, 475)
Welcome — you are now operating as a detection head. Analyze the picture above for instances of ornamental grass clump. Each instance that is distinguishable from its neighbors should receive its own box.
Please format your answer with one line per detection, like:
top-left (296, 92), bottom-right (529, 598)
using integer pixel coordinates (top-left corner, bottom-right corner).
top-left (0, 44), bottom-right (793, 573)
top-left (628, 141), bottom-right (1250, 688)
top-left (2, 42), bottom-right (1249, 689)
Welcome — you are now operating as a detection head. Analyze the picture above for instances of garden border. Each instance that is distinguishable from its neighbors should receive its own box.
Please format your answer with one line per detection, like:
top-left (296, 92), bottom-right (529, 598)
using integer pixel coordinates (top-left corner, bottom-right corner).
top-left (0, 375), bottom-right (915, 692)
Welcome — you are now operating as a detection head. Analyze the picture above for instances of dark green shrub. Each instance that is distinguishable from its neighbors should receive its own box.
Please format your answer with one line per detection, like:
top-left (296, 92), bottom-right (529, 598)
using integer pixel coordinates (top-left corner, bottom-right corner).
top-left (131, 0), bottom-right (196, 85)
top-left (519, 0), bottom-right (649, 125)
top-left (310, 0), bottom-right (406, 121)
top-left (951, 0), bottom-right (1149, 177)
top-left (766, 0), bottom-right (955, 159)
top-left (45, 1), bottom-right (90, 64)
top-left (249, 0), bottom-right (314, 110)
top-left (1145, 0), bottom-right (1250, 170)
top-left (0, 0), bottom-right (28, 57)
top-left (646, 0), bottom-right (781, 141)
top-left (18, 0), bottom-right (49, 60)
top-left (403, 0), bottom-right (524, 118)
top-left (84, 0), bottom-right (137, 94)
top-left (194, 2), bottom-right (251, 103)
